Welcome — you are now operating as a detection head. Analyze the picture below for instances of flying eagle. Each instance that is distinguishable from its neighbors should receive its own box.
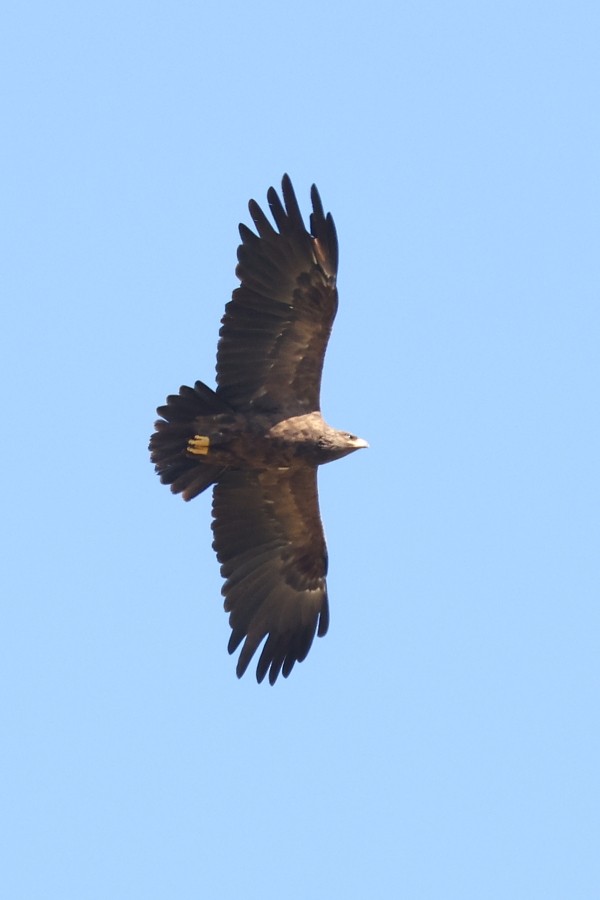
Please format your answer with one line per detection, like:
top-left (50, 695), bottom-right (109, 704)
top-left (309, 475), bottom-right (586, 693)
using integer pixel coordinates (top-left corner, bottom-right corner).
top-left (149, 175), bottom-right (368, 684)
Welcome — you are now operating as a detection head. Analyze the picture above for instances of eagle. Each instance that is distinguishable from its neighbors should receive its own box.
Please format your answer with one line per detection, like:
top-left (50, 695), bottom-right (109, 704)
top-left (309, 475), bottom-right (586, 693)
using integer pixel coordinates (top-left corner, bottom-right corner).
top-left (149, 175), bottom-right (368, 684)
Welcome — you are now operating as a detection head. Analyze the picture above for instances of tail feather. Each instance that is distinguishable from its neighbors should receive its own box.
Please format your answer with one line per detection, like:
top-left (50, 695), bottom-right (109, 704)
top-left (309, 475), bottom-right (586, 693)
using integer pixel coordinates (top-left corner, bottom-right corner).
top-left (156, 381), bottom-right (227, 421)
top-left (150, 380), bottom-right (230, 501)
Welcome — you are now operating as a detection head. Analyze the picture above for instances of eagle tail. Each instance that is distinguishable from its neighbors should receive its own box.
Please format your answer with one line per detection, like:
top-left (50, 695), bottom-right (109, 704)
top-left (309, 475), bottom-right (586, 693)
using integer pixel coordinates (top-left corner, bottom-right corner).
top-left (149, 380), bottom-right (230, 501)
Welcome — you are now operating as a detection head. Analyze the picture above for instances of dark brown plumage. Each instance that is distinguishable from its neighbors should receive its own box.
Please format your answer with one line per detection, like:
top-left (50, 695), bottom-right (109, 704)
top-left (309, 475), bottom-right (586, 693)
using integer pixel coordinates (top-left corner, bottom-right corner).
top-left (149, 175), bottom-right (367, 684)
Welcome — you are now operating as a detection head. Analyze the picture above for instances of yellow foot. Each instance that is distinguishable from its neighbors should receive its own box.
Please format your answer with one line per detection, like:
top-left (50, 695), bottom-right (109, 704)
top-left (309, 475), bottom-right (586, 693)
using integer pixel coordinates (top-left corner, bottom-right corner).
top-left (187, 434), bottom-right (210, 456)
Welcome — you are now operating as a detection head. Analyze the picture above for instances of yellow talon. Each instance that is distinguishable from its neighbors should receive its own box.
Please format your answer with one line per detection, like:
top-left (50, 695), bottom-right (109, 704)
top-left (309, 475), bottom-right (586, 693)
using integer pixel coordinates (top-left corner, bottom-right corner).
top-left (187, 434), bottom-right (210, 456)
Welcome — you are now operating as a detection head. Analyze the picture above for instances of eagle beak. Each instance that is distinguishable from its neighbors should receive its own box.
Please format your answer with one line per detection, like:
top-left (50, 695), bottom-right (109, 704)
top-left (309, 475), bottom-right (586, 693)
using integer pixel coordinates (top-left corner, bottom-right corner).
top-left (354, 437), bottom-right (369, 449)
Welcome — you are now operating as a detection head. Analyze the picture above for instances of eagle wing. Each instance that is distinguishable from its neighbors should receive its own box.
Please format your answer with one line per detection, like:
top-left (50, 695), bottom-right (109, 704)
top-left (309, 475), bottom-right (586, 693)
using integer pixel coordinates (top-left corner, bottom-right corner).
top-left (211, 466), bottom-right (330, 684)
top-left (215, 174), bottom-right (338, 415)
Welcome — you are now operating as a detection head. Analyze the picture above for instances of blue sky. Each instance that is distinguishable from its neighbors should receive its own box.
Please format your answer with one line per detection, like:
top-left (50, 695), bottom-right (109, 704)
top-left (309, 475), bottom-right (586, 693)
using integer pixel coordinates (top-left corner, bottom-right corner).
top-left (2, 1), bottom-right (599, 897)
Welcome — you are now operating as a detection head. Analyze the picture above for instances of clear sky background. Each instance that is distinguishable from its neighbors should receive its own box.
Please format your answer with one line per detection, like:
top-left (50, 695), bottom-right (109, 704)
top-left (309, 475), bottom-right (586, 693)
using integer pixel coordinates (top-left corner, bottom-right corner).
top-left (2, 2), bottom-right (599, 898)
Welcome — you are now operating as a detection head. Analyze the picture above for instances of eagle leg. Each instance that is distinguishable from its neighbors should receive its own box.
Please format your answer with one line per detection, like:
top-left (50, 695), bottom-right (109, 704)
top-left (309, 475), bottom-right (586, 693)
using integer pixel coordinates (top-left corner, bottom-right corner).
top-left (187, 435), bottom-right (211, 456)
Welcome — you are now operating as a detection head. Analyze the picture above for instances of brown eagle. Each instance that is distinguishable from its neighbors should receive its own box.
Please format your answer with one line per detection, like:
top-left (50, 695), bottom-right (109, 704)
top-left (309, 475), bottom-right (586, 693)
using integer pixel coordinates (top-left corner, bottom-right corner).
top-left (149, 175), bottom-right (368, 684)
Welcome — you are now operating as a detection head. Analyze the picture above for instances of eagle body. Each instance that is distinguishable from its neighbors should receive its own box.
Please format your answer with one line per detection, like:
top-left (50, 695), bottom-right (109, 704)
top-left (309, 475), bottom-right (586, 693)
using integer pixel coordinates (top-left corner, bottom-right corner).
top-left (173, 408), bottom-right (364, 470)
top-left (150, 176), bottom-right (367, 684)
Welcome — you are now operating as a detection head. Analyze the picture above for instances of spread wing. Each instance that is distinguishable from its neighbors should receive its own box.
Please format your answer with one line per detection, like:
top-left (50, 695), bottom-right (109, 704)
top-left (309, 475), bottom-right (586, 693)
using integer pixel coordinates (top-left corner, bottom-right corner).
top-left (215, 174), bottom-right (338, 415)
top-left (211, 467), bottom-right (330, 684)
